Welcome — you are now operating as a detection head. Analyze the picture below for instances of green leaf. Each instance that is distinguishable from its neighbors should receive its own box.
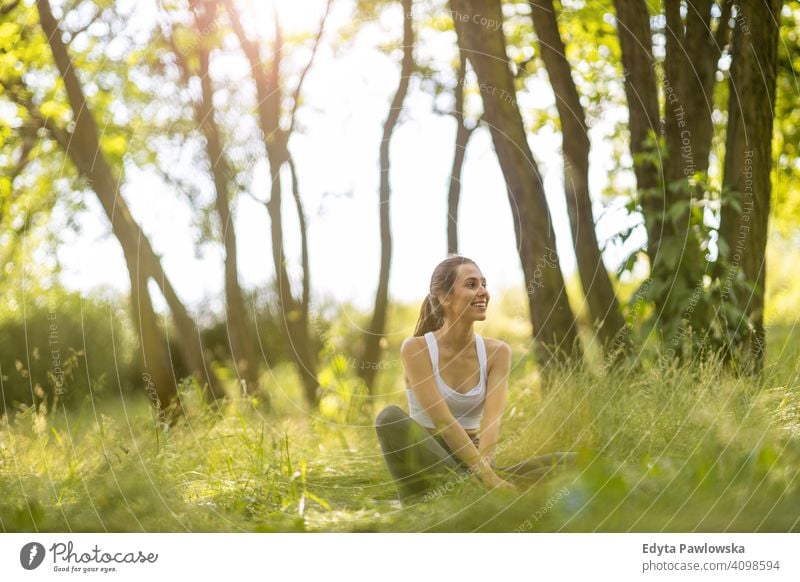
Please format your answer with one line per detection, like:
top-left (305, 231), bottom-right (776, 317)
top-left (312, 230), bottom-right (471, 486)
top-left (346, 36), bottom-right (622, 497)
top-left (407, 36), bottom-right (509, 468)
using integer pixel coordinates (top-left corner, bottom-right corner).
top-left (716, 236), bottom-right (730, 259)
top-left (667, 200), bottom-right (690, 222)
top-left (660, 240), bottom-right (681, 270)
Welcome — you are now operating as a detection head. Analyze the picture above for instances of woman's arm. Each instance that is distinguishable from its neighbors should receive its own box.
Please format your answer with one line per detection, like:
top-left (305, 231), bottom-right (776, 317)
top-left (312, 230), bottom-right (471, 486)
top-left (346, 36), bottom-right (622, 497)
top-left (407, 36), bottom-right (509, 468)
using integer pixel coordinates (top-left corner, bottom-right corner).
top-left (478, 340), bottom-right (511, 468)
top-left (400, 337), bottom-right (507, 487)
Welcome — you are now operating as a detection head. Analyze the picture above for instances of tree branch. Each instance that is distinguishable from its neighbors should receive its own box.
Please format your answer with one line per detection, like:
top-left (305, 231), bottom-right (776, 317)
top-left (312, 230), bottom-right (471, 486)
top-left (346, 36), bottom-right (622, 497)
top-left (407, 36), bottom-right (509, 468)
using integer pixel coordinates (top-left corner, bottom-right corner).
top-left (1, 0), bottom-right (21, 16)
top-left (288, 0), bottom-right (334, 135)
top-left (10, 130), bottom-right (35, 179)
top-left (65, 6), bottom-right (106, 46)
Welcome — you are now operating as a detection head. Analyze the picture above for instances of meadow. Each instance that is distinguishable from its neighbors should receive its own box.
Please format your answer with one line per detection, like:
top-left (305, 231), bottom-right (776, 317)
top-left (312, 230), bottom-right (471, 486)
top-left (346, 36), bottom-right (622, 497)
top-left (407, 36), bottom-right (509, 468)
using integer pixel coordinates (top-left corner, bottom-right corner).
top-left (2, 287), bottom-right (798, 533)
top-left (2, 0), bottom-right (798, 538)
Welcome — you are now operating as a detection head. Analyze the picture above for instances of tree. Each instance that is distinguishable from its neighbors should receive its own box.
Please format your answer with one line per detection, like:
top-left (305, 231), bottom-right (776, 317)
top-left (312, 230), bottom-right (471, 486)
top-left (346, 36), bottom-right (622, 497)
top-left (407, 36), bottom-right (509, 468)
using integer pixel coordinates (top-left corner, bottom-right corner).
top-left (449, 0), bottom-right (581, 365)
top-left (611, 0), bottom-right (783, 369)
top-left (359, 0), bottom-right (415, 392)
top-left (528, 0), bottom-right (626, 350)
top-left (31, 0), bottom-right (222, 403)
top-left (719, 0), bottom-right (784, 372)
top-left (611, 1), bottom-right (725, 350)
top-left (1, 2), bottom-right (179, 410)
top-left (222, 0), bottom-right (331, 406)
top-left (771, 3), bottom-right (800, 236)
top-left (612, 0), bottom-right (673, 322)
top-left (446, 48), bottom-right (478, 255)
top-left (160, 0), bottom-right (262, 395)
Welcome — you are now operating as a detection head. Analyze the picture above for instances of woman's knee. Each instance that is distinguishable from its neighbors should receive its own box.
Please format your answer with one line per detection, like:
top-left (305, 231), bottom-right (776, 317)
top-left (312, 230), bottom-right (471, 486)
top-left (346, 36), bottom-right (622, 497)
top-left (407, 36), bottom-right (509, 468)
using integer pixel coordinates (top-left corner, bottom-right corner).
top-left (375, 404), bottom-right (407, 430)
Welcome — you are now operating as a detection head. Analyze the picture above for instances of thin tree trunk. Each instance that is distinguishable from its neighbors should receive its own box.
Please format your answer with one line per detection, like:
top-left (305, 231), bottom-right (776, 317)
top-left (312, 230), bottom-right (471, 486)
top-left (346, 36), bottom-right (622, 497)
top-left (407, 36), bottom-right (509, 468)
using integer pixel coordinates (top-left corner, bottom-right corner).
top-left (682, 0), bottom-right (721, 177)
top-left (614, 0), bottom-right (689, 332)
top-left (449, 0), bottom-right (581, 364)
top-left (287, 153), bottom-right (310, 318)
top-left (662, 0), bottom-right (719, 184)
top-left (261, 28), bottom-right (319, 408)
top-left (223, 0), bottom-right (320, 406)
top-left (659, 1), bottom-right (704, 288)
top-left (447, 49), bottom-right (474, 256)
top-left (37, 0), bottom-right (223, 401)
top-left (125, 252), bottom-right (177, 411)
top-left (529, 0), bottom-right (626, 350)
top-left (612, 0), bottom-right (662, 269)
top-left (719, 0), bottom-right (783, 373)
top-left (359, 0), bottom-right (415, 392)
top-left (184, 1), bottom-right (261, 395)
top-left (661, 0), bottom-right (733, 349)
top-left (671, 0), bottom-right (732, 229)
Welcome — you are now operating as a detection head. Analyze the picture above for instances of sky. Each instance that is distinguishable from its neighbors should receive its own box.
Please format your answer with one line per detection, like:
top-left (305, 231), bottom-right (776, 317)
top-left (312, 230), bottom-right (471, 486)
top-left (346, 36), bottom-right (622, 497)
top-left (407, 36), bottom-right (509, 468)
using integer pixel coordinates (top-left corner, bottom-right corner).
top-left (52, 0), bottom-right (644, 315)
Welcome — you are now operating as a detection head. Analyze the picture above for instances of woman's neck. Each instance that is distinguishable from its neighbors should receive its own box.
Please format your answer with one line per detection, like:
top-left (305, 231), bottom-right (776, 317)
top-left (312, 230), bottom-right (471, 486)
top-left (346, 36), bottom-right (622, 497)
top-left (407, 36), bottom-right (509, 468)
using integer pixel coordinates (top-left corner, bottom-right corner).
top-left (436, 319), bottom-right (474, 351)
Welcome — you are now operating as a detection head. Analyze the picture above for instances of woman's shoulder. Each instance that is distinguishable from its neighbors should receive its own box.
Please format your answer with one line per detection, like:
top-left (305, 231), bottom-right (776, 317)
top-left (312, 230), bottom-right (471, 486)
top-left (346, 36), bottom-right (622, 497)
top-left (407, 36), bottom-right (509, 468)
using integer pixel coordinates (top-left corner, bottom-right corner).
top-left (479, 336), bottom-right (511, 359)
top-left (400, 335), bottom-right (428, 358)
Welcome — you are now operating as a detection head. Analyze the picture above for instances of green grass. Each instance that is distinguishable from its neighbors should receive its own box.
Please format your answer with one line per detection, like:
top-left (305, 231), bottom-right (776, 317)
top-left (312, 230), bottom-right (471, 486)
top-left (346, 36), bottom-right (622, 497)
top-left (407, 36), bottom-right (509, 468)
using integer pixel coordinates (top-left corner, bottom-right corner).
top-left (2, 325), bottom-right (799, 533)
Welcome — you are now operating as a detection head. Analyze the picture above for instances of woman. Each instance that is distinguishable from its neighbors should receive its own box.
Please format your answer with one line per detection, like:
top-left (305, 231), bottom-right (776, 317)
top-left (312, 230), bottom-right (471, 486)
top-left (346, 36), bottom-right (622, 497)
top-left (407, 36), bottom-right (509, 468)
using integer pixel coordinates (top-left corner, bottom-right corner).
top-left (375, 255), bottom-right (576, 504)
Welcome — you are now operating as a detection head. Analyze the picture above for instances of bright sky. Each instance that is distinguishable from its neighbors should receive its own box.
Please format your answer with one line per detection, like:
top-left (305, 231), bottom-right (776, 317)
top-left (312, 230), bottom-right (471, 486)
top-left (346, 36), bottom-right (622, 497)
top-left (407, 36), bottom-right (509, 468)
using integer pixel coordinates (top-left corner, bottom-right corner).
top-left (54, 0), bottom-right (642, 316)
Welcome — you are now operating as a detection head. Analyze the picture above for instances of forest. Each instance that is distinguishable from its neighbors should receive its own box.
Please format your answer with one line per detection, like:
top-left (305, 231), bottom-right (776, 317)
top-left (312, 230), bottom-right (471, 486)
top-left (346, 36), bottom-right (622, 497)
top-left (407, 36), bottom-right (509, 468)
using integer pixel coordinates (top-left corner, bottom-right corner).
top-left (1, 0), bottom-right (799, 532)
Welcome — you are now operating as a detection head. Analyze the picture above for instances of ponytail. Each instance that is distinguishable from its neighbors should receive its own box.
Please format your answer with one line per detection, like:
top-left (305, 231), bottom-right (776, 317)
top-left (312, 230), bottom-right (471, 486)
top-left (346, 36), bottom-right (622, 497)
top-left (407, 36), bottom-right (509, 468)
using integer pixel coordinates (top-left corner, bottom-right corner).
top-left (413, 293), bottom-right (444, 336)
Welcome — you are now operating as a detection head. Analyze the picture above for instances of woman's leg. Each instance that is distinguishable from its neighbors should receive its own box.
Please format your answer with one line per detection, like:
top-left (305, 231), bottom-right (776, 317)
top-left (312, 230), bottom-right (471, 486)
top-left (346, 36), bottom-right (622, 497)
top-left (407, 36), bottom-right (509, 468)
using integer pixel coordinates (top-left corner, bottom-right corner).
top-left (432, 433), bottom-right (481, 467)
top-left (375, 405), bottom-right (465, 503)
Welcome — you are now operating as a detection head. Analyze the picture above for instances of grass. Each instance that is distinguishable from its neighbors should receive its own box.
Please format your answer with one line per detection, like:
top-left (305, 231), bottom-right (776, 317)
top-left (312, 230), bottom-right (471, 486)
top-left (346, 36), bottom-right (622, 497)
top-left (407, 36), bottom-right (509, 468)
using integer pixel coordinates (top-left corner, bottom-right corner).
top-left (1, 323), bottom-right (799, 533)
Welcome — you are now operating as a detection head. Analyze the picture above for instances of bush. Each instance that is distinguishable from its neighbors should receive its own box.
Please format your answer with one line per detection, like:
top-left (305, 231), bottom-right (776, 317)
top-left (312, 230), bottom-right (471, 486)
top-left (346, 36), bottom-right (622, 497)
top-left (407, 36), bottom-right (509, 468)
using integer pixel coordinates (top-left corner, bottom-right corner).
top-left (0, 286), bottom-right (140, 413)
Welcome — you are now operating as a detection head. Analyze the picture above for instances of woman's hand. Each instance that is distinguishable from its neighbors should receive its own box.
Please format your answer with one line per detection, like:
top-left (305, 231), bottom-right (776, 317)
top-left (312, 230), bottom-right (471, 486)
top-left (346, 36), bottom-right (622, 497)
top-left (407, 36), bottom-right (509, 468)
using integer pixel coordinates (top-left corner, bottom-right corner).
top-left (478, 471), bottom-right (516, 492)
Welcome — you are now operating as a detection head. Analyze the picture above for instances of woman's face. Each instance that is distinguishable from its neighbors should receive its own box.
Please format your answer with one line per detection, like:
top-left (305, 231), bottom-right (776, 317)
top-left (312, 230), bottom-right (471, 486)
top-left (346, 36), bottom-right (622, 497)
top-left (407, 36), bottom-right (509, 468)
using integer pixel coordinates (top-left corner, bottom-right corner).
top-left (439, 263), bottom-right (490, 323)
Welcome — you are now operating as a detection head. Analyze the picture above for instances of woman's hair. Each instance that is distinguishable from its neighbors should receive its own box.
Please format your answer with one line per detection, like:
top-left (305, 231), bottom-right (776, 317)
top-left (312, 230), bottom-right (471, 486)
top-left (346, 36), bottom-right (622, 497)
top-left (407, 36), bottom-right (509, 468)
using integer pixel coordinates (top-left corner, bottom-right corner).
top-left (413, 255), bottom-right (478, 336)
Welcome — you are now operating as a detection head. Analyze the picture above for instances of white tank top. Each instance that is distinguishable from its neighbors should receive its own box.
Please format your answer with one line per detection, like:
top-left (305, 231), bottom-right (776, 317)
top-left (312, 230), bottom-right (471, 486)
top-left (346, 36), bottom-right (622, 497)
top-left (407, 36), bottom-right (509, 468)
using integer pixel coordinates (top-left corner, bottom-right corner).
top-left (406, 331), bottom-right (487, 430)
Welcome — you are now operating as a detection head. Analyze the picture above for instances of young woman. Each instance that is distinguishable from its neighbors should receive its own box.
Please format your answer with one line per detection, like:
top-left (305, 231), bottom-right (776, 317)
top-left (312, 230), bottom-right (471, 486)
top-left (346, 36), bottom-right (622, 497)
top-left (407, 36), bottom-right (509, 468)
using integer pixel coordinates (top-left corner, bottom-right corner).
top-left (374, 255), bottom-right (576, 504)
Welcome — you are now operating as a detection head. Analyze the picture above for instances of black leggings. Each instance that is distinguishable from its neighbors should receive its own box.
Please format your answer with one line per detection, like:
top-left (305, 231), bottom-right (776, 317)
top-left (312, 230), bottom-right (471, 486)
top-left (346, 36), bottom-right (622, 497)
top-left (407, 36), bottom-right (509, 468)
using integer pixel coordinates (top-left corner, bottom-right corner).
top-left (375, 404), bottom-right (576, 503)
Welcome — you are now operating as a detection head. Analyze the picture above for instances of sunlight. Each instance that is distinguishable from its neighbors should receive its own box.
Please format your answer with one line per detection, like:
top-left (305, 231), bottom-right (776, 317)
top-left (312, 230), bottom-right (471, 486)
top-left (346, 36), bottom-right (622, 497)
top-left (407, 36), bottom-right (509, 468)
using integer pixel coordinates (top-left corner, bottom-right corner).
top-left (241, 0), bottom-right (332, 34)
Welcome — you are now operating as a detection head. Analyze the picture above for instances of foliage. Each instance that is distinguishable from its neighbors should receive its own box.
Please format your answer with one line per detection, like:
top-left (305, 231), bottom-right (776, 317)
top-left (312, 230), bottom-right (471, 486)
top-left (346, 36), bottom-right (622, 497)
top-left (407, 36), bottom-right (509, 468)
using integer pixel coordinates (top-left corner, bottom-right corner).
top-left (0, 285), bottom-right (139, 414)
top-left (772, 1), bottom-right (800, 235)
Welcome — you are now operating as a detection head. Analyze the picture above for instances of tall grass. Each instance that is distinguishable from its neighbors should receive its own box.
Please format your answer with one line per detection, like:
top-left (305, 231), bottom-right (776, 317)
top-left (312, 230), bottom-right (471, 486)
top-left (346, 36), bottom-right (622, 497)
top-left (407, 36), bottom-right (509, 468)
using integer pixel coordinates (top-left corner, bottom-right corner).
top-left (2, 331), bottom-right (798, 532)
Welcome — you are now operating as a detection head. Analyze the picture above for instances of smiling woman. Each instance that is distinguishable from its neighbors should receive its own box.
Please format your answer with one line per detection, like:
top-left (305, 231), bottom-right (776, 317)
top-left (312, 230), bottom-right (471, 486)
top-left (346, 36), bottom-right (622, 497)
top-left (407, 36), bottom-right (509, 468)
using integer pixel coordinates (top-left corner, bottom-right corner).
top-left (374, 255), bottom-right (578, 505)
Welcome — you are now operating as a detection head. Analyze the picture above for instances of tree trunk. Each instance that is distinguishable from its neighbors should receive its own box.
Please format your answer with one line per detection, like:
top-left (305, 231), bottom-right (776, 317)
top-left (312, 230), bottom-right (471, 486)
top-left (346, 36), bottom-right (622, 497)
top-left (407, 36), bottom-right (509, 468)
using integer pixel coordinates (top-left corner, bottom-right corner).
top-left (662, 0), bottom-right (724, 184)
top-left (287, 154), bottom-right (311, 319)
top-left (447, 49), bottom-right (474, 255)
top-left (37, 0), bottom-right (223, 401)
top-left (681, 0), bottom-right (723, 178)
top-left (223, 0), bottom-right (320, 406)
top-left (529, 0), bottom-right (626, 350)
top-left (125, 253), bottom-right (177, 412)
top-left (663, 0), bottom-right (730, 233)
top-left (719, 0), bottom-right (783, 373)
top-left (261, 42), bottom-right (320, 409)
top-left (660, 1), bottom-right (702, 251)
top-left (359, 0), bottom-right (415, 392)
top-left (449, 0), bottom-right (581, 364)
top-left (266, 141), bottom-right (319, 407)
top-left (614, 0), bottom-right (735, 355)
top-left (648, 0), bottom-right (714, 346)
top-left (612, 0), bottom-right (662, 268)
top-left (188, 2), bottom-right (261, 395)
